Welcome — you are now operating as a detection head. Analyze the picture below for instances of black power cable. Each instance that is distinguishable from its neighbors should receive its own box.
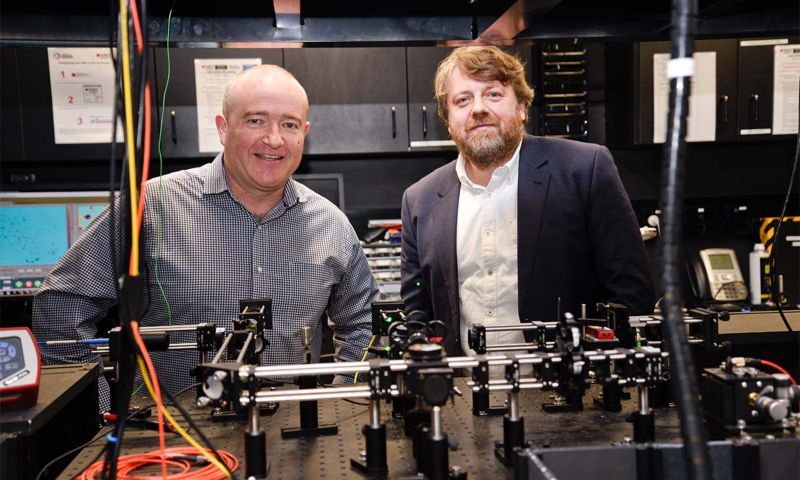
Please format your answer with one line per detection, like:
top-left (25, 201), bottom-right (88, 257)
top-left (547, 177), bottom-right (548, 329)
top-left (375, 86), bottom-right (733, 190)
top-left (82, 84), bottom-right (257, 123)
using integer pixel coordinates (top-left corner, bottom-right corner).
top-left (768, 85), bottom-right (800, 378)
top-left (657, 1), bottom-right (711, 479)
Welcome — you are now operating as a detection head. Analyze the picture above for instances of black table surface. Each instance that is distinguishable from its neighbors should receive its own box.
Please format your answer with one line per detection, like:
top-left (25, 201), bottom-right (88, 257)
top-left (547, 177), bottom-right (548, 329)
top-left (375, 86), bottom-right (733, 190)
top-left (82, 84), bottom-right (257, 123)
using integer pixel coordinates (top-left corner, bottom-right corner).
top-left (58, 379), bottom-right (682, 479)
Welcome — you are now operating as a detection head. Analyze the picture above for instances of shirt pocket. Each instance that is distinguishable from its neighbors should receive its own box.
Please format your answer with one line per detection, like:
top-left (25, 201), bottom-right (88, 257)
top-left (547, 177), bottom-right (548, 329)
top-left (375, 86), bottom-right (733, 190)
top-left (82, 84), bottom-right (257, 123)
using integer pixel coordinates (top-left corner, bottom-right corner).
top-left (286, 261), bottom-right (338, 316)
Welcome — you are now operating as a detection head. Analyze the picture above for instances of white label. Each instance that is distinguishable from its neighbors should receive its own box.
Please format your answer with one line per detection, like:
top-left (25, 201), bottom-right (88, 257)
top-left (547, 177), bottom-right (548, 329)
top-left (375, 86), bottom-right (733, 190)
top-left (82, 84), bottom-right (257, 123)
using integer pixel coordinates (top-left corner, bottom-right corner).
top-left (653, 52), bottom-right (717, 143)
top-left (773, 45), bottom-right (800, 135)
top-left (194, 58), bottom-right (262, 153)
top-left (740, 128), bottom-right (772, 135)
top-left (47, 48), bottom-right (124, 144)
top-left (740, 39), bottom-right (789, 47)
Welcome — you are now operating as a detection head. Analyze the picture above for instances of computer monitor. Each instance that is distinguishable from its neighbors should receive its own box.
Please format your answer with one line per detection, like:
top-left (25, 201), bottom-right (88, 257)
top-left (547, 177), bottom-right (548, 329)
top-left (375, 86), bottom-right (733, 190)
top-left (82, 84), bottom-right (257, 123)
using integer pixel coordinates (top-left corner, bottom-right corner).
top-left (0, 191), bottom-right (111, 295)
top-left (293, 173), bottom-right (345, 210)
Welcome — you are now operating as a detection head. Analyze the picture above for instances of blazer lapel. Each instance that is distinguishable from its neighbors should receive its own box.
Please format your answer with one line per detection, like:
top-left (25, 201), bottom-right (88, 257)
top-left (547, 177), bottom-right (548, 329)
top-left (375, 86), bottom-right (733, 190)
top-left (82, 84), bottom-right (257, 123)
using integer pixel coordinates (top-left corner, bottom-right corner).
top-left (517, 136), bottom-right (551, 316)
top-left (434, 169), bottom-right (461, 324)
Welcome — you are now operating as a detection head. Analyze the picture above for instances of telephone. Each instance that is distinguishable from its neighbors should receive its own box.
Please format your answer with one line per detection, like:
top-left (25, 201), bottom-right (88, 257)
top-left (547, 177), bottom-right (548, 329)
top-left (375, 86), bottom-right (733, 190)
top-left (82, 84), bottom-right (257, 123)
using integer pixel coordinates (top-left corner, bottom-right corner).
top-left (689, 248), bottom-right (749, 302)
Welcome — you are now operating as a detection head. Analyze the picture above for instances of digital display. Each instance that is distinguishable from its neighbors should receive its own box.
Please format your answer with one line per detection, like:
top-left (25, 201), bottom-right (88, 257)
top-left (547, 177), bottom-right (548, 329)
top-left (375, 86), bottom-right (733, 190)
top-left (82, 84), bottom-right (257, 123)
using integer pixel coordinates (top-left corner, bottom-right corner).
top-left (0, 191), bottom-right (111, 295)
top-left (708, 254), bottom-right (734, 270)
top-left (0, 337), bottom-right (24, 381)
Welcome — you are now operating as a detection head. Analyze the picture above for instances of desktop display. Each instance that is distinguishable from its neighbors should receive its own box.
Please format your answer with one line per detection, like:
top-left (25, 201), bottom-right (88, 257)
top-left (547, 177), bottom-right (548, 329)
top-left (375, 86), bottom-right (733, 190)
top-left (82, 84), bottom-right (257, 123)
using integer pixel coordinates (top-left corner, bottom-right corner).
top-left (0, 191), bottom-right (111, 295)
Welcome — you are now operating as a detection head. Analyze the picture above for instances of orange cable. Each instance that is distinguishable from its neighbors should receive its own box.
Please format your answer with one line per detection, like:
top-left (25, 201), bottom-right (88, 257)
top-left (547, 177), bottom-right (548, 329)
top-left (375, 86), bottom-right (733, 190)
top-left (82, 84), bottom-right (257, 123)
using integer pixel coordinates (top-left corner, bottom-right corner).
top-left (128, 0), bottom-right (144, 55)
top-left (130, 320), bottom-right (168, 478)
top-left (760, 359), bottom-right (798, 385)
top-left (129, 81), bottom-right (152, 271)
top-left (80, 447), bottom-right (239, 479)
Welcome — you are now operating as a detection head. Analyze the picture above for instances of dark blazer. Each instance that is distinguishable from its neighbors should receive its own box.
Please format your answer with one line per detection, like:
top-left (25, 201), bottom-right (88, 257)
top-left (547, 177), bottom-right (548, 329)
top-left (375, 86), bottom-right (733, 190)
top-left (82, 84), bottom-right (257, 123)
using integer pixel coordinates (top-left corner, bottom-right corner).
top-left (400, 135), bottom-right (655, 355)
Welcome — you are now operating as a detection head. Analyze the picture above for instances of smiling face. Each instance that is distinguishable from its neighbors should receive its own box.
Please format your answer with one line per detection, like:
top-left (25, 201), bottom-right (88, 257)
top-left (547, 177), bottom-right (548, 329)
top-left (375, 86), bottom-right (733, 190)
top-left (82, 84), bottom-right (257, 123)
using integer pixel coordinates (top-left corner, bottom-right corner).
top-left (216, 66), bottom-right (310, 215)
top-left (446, 67), bottom-right (526, 171)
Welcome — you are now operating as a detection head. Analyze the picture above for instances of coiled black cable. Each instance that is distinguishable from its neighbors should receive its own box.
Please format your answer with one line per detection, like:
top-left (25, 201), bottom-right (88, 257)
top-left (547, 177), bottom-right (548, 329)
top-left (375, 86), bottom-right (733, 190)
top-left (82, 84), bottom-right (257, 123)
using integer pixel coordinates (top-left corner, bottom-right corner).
top-left (658, 1), bottom-right (711, 479)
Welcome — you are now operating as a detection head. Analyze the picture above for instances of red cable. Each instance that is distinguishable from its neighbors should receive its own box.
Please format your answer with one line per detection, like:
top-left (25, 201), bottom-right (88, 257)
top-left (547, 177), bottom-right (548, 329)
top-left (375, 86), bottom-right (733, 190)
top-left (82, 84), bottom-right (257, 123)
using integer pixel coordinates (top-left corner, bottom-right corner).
top-left (128, 0), bottom-right (144, 55)
top-left (130, 320), bottom-right (168, 478)
top-left (136, 81), bottom-right (152, 232)
top-left (760, 359), bottom-right (798, 385)
top-left (80, 447), bottom-right (239, 479)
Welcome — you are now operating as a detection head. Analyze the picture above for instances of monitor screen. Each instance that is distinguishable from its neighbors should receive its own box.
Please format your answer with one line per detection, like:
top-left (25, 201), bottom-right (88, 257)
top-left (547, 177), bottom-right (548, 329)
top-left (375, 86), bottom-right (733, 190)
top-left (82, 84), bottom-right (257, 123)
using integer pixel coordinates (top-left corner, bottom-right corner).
top-left (293, 173), bottom-right (345, 210)
top-left (0, 191), bottom-right (111, 295)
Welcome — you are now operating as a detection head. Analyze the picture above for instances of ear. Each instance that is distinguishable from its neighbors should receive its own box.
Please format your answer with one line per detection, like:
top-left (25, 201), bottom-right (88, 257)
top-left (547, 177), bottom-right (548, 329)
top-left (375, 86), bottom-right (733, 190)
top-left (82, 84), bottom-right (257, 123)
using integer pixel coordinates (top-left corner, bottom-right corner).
top-left (303, 120), bottom-right (311, 137)
top-left (517, 102), bottom-right (526, 122)
top-left (215, 114), bottom-right (228, 145)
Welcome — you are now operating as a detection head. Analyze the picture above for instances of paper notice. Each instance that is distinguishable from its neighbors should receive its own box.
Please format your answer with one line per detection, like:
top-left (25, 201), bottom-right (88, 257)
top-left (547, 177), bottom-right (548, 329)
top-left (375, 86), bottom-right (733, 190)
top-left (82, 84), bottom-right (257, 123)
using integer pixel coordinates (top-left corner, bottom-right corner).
top-left (195, 58), bottom-right (262, 153)
top-left (653, 51), bottom-right (717, 143)
top-left (47, 48), bottom-right (123, 144)
top-left (773, 44), bottom-right (800, 135)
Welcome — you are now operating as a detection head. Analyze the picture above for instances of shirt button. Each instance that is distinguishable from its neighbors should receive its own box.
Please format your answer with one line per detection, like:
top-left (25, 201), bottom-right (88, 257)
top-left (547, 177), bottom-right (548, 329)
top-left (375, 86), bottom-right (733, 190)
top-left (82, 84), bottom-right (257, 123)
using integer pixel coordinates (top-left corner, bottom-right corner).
top-left (487, 310), bottom-right (493, 316)
top-left (257, 266), bottom-right (263, 273)
top-left (488, 270), bottom-right (494, 276)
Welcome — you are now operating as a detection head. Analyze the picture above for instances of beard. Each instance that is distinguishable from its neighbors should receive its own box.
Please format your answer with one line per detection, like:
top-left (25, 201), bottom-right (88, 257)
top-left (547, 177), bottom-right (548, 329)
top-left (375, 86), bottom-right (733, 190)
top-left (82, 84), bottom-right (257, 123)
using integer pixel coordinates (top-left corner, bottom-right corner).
top-left (451, 113), bottom-right (525, 170)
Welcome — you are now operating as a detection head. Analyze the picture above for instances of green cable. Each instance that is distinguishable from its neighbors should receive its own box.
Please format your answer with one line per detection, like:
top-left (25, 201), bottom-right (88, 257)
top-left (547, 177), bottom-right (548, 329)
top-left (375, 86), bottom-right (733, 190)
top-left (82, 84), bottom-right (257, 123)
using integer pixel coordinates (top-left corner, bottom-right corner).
top-left (154, 3), bottom-right (177, 326)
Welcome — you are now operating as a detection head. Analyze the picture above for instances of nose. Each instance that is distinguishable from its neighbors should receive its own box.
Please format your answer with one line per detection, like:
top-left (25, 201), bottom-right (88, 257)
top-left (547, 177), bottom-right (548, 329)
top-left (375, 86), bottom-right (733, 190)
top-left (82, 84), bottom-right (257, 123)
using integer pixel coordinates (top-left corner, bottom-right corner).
top-left (471, 96), bottom-right (488, 115)
top-left (261, 125), bottom-right (284, 148)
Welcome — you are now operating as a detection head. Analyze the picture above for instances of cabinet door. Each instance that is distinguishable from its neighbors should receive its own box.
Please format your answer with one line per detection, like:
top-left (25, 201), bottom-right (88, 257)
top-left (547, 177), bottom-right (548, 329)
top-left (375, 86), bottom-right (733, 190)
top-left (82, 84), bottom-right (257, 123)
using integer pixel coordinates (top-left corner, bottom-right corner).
top-left (1, 48), bottom-right (24, 163)
top-left (16, 47), bottom-right (157, 161)
top-left (284, 48), bottom-right (408, 154)
top-left (153, 48), bottom-right (282, 159)
top-left (737, 37), bottom-right (799, 139)
top-left (636, 39), bottom-right (738, 144)
top-left (407, 47), bottom-right (455, 150)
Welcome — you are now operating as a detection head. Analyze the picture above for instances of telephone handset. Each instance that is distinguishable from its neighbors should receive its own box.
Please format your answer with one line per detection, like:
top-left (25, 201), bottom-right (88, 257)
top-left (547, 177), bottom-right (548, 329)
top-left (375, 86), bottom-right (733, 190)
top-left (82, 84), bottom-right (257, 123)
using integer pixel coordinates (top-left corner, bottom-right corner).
top-left (697, 248), bottom-right (748, 301)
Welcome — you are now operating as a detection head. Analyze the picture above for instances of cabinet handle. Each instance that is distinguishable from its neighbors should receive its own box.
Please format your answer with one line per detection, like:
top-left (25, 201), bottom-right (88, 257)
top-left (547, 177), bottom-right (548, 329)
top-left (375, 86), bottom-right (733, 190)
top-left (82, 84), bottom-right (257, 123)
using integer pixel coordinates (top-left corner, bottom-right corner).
top-left (170, 110), bottom-right (177, 144)
top-left (749, 94), bottom-right (759, 124)
top-left (391, 106), bottom-right (397, 138)
top-left (422, 105), bottom-right (428, 137)
top-left (719, 95), bottom-right (728, 126)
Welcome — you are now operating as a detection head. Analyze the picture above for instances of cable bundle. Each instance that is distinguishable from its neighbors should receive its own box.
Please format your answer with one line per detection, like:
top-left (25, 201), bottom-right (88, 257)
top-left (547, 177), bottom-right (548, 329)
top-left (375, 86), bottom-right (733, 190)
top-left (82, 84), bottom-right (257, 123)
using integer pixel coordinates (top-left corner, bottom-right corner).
top-left (81, 447), bottom-right (238, 480)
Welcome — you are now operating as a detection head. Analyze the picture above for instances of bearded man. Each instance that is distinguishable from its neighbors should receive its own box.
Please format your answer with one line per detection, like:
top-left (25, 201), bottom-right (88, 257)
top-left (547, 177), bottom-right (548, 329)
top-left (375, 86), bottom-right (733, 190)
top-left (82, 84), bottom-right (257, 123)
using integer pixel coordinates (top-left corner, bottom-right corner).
top-left (400, 46), bottom-right (655, 356)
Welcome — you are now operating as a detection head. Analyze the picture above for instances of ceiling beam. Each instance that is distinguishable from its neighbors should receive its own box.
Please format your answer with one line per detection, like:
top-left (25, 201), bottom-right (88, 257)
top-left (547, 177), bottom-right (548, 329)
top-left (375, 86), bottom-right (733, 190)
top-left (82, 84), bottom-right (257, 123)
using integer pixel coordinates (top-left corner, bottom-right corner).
top-left (274, 0), bottom-right (301, 29)
top-left (476, 0), bottom-right (562, 45)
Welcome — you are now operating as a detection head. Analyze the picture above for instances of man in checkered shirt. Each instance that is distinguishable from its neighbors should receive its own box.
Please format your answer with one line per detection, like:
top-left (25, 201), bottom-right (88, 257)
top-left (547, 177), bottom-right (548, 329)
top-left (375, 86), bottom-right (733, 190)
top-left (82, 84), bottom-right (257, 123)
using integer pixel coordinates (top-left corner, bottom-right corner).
top-left (33, 65), bottom-right (379, 412)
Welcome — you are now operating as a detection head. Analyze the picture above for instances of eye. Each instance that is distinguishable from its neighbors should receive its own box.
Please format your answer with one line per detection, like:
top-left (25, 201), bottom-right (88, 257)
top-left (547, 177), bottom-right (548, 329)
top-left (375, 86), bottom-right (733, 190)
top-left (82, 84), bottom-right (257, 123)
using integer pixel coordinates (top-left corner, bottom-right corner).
top-left (487, 91), bottom-right (501, 98)
top-left (246, 117), bottom-right (264, 125)
top-left (454, 96), bottom-right (469, 106)
top-left (282, 121), bottom-right (299, 130)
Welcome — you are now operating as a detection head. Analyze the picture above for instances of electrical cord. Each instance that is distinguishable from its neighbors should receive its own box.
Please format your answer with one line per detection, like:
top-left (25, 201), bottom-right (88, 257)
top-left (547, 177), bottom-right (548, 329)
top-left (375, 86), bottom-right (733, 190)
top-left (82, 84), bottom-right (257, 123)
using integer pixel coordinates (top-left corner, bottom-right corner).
top-left (766, 82), bottom-right (800, 380)
top-left (35, 428), bottom-right (110, 480)
top-left (159, 383), bottom-right (238, 479)
top-left (154, 0), bottom-right (179, 326)
top-left (353, 335), bottom-right (377, 383)
top-left (80, 447), bottom-right (238, 480)
top-left (657, 0), bottom-right (711, 478)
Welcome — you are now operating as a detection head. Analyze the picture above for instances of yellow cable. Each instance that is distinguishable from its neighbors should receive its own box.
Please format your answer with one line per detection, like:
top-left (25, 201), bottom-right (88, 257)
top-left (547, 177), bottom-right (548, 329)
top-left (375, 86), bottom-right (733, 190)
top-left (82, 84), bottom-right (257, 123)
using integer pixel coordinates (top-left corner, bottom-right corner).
top-left (353, 335), bottom-right (377, 383)
top-left (136, 356), bottom-right (232, 478)
top-left (119, 0), bottom-right (140, 276)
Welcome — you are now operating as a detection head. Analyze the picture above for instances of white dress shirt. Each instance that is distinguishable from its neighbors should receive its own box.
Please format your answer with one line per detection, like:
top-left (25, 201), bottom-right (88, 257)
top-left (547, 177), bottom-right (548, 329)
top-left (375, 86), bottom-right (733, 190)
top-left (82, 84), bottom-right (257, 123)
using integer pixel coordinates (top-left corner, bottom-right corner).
top-left (456, 141), bottom-right (525, 356)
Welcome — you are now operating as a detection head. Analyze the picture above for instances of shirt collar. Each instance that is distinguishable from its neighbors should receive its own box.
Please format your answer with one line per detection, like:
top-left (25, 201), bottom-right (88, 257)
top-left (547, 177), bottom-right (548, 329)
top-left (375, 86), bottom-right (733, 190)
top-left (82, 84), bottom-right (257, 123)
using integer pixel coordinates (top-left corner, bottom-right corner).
top-left (204, 153), bottom-right (306, 208)
top-left (455, 139), bottom-right (523, 190)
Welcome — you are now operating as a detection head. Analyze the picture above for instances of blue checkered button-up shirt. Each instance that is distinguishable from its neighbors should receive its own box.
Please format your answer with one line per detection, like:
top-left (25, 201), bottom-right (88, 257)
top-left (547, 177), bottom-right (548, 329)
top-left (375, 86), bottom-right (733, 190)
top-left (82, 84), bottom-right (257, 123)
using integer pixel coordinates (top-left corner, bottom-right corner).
top-left (33, 154), bottom-right (379, 411)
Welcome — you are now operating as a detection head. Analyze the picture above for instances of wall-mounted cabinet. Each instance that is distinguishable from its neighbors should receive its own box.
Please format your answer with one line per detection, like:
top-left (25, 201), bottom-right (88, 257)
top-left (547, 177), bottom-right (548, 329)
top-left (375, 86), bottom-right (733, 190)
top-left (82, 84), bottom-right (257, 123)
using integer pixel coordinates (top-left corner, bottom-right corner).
top-left (407, 47), bottom-right (454, 150)
top-left (632, 37), bottom-right (798, 145)
top-left (736, 38), bottom-right (799, 138)
top-left (153, 48), bottom-right (283, 159)
top-left (284, 47), bottom-right (409, 155)
top-left (1, 48), bottom-right (24, 164)
top-left (634, 39), bottom-right (738, 144)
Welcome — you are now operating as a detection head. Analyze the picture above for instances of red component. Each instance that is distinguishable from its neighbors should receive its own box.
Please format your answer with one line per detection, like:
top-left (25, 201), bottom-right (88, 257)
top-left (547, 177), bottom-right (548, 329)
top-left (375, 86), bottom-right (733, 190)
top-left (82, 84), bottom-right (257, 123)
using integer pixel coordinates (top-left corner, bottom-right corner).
top-left (586, 326), bottom-right (616, 340)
